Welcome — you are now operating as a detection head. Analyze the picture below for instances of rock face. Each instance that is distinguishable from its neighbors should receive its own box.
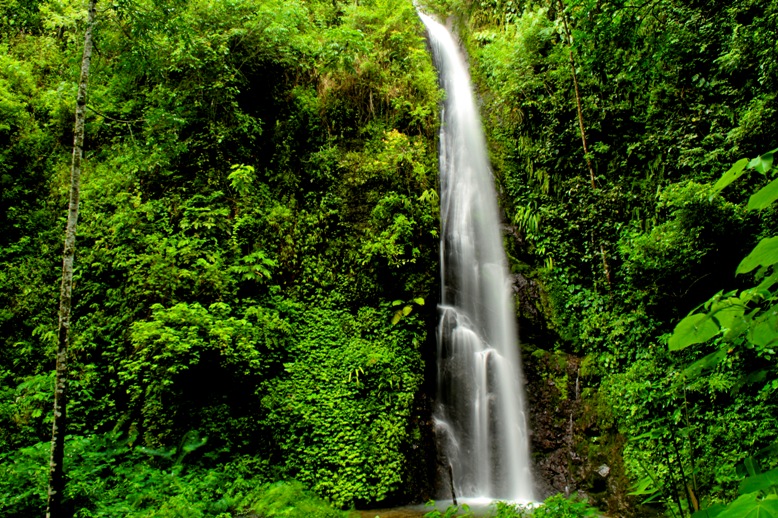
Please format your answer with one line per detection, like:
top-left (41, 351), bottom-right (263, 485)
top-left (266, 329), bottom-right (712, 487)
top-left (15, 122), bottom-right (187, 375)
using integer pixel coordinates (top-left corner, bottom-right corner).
top-left (523, 349), bottom-right (581, 499)
top-left (511, 270), bottom-right (641, 516)
top-left (407, 232), bottom-right (643, 513)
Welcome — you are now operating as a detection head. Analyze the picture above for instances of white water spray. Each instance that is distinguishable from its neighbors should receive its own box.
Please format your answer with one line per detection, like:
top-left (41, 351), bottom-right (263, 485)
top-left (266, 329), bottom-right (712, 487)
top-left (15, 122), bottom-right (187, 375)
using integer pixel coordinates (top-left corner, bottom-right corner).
top-left (420, 12), bottom-right (535, 502)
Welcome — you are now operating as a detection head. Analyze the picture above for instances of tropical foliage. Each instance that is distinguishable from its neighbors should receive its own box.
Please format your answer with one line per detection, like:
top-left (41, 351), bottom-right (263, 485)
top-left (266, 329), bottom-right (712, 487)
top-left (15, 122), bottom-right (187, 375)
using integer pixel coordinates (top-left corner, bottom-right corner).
top-left (1, 0), bottom-right (777, 515)
top-left (1, 0), bottom-right (439, 512)
top-left (409, 0), bottom-right (778, 515)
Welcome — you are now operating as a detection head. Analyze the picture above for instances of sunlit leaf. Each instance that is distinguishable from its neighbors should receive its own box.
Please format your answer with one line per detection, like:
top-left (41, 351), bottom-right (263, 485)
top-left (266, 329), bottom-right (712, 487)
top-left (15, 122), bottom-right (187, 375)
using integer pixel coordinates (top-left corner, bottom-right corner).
top-left (717, 493), bottom-right (778, 518)
top-left (713, 158), bottom-right (750, 194)
top-left (740, 467), bottom-right (778, 495)
top-left (641, 492), bottom-right (664, 505)
top-left (669, 313), bottom-right (720, 350)
top-left (628, 476), bottom-right (658, 496)
top-left (748, 177), bottom-right (778, 210)
top-left (632, 429), bottom-right (667, 441)
top-left (757, 270), bottom-right (778, 293)
top-left (749, 306), bottom-right (778, 347)
top-left (710, 299), bottom-right (747, 331)
top-left (737, 237), bottom-right (778, 275)
top-left (749, 150), bottom-right (776, 175)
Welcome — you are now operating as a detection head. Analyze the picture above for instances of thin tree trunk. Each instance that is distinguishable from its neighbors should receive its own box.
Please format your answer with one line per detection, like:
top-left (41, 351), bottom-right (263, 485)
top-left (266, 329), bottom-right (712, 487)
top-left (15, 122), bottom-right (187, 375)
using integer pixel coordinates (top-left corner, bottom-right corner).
top-left (671, 432), bottom-right (698, 513)
top-left (447, 463), bottom-right (457, 506)
top-left (663, 448), bottom-right (685, 518)
top-left (559, 0), bottom-right (613, 287)
top-left (558, 0), bottom-right (596, 189)
top-left (682, 390), bottom-right (699, 498)
top-left (46, 0), bottom-right (96, 515)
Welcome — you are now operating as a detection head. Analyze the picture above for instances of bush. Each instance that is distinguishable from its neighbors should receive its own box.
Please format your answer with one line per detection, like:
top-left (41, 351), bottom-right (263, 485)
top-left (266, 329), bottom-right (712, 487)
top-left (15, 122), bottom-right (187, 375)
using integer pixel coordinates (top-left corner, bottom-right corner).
top-left (531, 494), bottom-right (599, 518)
top-left (241, 480), bottom-right (349, 518)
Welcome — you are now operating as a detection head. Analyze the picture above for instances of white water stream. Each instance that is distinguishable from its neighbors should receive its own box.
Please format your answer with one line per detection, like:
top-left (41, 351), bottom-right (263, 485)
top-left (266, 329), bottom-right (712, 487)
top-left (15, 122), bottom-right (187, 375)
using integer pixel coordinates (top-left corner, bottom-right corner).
top-left (419, 12), bottom-right (535, 503)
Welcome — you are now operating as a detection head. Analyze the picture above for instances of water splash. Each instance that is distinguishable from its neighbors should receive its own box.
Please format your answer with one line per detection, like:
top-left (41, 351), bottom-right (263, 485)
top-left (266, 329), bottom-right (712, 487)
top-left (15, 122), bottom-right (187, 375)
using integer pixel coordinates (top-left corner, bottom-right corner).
top-left (420, 12), bottom-right (534, 502)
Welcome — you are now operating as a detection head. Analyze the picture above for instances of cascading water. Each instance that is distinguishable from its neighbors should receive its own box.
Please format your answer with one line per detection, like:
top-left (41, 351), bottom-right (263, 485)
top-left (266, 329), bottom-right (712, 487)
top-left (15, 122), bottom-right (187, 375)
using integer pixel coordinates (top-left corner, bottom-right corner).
top-left (419, 12), bottom-right (535, 503)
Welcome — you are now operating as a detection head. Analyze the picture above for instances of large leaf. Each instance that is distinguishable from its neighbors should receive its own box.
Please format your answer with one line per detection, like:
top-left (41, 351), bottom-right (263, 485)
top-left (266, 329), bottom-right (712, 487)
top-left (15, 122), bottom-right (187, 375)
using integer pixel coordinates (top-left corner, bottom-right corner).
top-left (717, 493), bottom-right (778, 518)
top-left (669, 313), bottom-right (720, 350)
top-left (748, 177), bottom-right (778, 210)
top-left (710, 299), bottom-right (747, 331)
top-left (737, 237), bottom-right (778, 275)
top-left (749, 150), bottom-right (776, 175)
top-left (693, 503), bottom-right (726, 518)
top-left (746, 457), bottom-right (761, 477)
top-left (757, 270), bottom-right (778, 293)
top-left (713, 158), bottom-right (750, 194)
top-left (740, 467), bottom-right (778, 495)
top-left (682, 349), bottom-right (727, 378)
top-left (749, 305), bottom-right (778, 348)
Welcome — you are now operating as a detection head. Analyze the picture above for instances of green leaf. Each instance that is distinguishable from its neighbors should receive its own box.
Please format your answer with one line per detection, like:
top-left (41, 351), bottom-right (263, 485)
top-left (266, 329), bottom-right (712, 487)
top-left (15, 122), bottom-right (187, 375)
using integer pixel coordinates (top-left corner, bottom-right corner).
top-left (713, 158), bottom-right (750, 194)
top-left (749, 306), bottom-right (778, 348)
top-left (740, 467), bottom-right (778, 495)
top-left (412, 297), bottom-right (425, 306)
top-left (682, 348), bottom-right (727, 378)
top-left (402, 305), bottom-right (413, 316)
top-left (757, 269), bottom-right (778, 293)
top-left (749, 150), bottom-right (776, 175)
top-left (669, 313), bottom-right (720, 350)
top-left (746, 457), bottom-right (761, 477)
top-left (710, 299), bottom-right (747, 331)
top-left (737, 237), bottom-right (778, 275)
top-left (747, 370), bottom-right (768, 384)
top-left (748, 177), bottom-right (778, 210)
top-left (692, 503), bottom-right (726, 518)
top-left (717, 493), bottom-right (778, 518)
top-left (628, 476), bottom-right (658, 496)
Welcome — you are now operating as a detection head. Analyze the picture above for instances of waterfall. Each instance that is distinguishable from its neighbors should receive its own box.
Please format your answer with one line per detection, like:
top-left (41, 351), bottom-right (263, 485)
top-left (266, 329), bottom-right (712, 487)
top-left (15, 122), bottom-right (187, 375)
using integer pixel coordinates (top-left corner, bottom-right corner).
top-left (420, 12), bottom-right (535, 502)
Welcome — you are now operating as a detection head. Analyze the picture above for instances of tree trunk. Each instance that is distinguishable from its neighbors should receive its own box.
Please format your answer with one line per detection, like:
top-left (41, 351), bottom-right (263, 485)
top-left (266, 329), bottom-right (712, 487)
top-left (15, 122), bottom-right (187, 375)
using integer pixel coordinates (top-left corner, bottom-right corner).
top-left (559, 0), bottom-right (613, 287)
top-left (46, 0), bottom-right (96, 515)
top-left (558, 0), bottom-right (596, 190)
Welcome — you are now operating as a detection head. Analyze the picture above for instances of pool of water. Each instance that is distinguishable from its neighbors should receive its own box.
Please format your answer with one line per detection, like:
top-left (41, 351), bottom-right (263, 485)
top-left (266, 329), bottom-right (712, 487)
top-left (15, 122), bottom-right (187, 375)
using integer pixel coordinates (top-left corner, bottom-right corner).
top-left (356, 507), bottom-right (428, 518)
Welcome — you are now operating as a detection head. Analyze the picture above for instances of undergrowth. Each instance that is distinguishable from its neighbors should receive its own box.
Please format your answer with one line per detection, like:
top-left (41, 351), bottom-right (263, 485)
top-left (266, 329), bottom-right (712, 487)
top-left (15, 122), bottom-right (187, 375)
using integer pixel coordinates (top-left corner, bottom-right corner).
top-left (422, 494), bottom-right (600, 517)
top-left (0, 432), bottom-right (348, 517)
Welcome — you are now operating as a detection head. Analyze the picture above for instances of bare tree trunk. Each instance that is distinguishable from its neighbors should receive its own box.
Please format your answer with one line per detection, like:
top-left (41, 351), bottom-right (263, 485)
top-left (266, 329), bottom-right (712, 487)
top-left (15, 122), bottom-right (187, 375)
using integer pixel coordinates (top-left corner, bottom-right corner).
top-left (447, 463), bottom-right (457, 506)
top-left (46, 0), bottom-right (96, 515)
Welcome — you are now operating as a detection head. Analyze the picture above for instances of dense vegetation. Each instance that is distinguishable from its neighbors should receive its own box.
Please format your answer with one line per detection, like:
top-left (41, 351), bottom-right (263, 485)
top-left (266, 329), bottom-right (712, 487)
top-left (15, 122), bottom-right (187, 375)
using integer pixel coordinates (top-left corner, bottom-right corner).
top-left (1, 0), bottom-right (441, 513)
top-left (434, 0), bottom-right (778, 515)
top-left (1, 0), bottom-right (776, 516)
